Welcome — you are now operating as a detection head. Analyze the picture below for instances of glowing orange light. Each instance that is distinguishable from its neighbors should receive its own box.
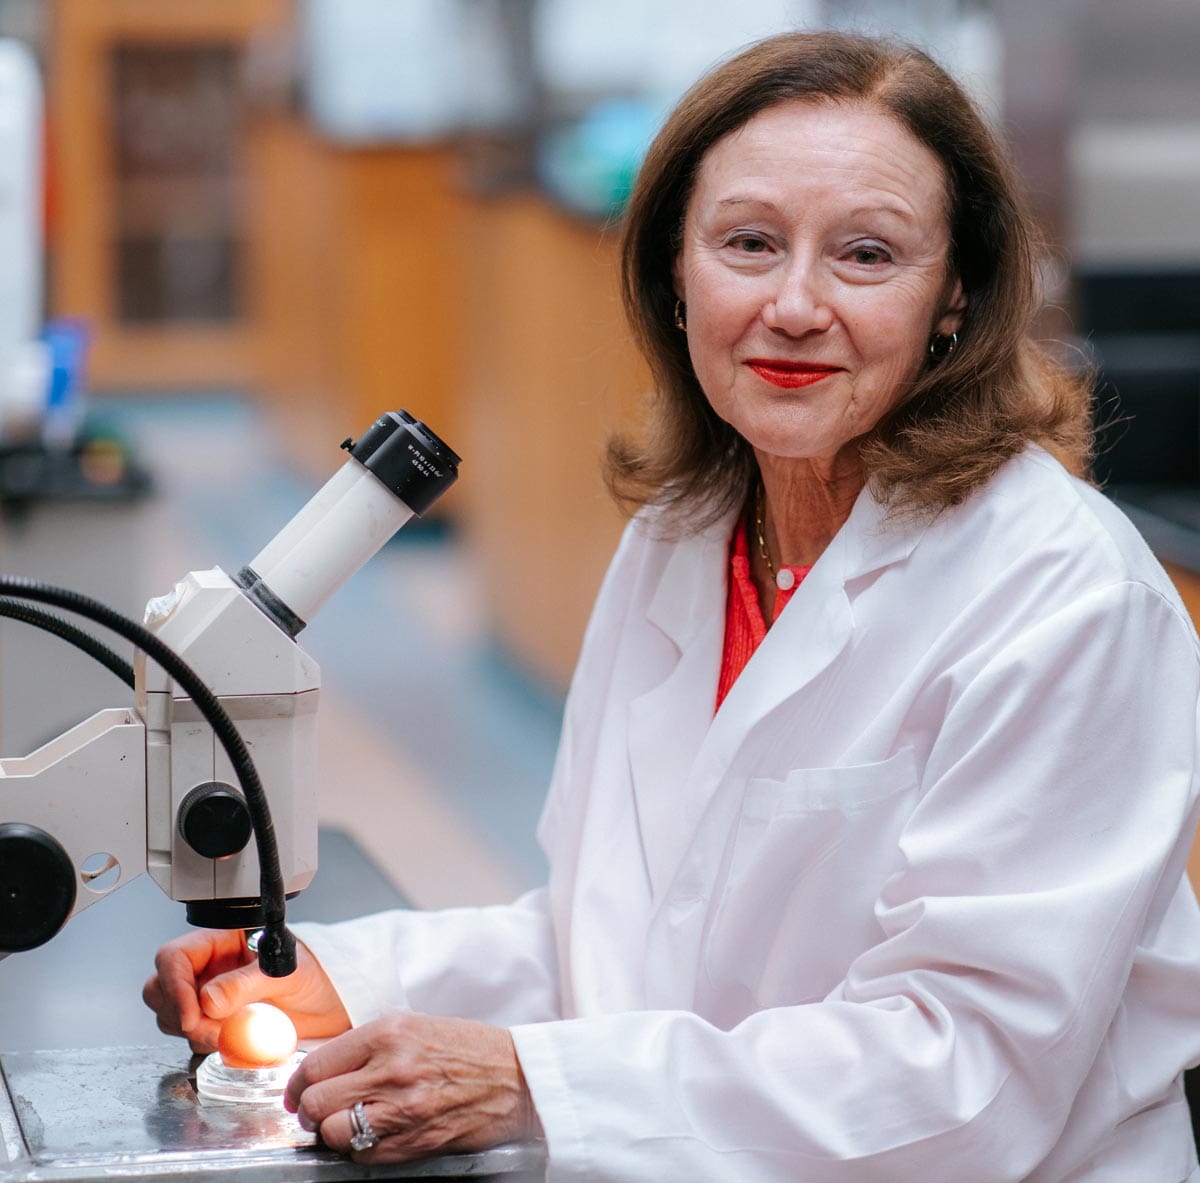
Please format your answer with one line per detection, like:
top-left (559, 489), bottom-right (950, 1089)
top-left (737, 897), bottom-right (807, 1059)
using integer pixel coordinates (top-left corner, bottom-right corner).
top-left (217, 1002), bottom-right (298, 1069)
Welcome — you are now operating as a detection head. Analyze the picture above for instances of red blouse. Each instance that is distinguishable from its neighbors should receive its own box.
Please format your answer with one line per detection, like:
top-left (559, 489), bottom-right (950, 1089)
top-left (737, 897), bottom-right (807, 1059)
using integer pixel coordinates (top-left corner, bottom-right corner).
top-left (715, 518), bottom-right (811, 711)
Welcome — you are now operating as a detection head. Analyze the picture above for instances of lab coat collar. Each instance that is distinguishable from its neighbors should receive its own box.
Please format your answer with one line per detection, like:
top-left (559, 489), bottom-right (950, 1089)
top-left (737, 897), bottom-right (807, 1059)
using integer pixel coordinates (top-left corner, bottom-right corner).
top-left (837, 477), bottom-right (927, 582)
top-left (630, 512), bottom-right (730, 898)
top-left (643, 510), bottom-right (732, 654)
top-left (630, 482), bottom-right (929, 902)
top-left (704, 482), bottom-right (915, 746)
top-left (643, 480), bottom-right (922, 653)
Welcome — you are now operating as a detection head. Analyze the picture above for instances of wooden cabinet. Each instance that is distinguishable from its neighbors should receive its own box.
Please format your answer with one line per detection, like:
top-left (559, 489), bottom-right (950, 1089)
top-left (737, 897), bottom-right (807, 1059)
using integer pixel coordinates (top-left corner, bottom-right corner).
top-left (49, 0), bottom-right (468, 476)
top-left (49, 2), bottom-right (646, 689)
top-left (50, 0), bottom-right (291, 390)
top-left (254, 174), bottom-right (646, 689)
top-left (248, 132), bottom-right (470, 473)
top-left (459, 194), bottom-right (646, 689)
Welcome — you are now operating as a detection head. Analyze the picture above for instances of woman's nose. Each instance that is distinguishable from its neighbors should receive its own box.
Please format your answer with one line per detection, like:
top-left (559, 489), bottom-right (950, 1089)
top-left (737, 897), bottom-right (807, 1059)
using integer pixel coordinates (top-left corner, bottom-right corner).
top-left (762, 258), bottom-right (835, 336)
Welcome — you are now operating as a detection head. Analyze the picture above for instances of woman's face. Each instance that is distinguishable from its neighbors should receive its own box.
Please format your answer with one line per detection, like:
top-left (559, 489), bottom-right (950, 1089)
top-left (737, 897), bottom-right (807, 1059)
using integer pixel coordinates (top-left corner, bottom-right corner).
top-left (673, 99), bottom-right (966, 470)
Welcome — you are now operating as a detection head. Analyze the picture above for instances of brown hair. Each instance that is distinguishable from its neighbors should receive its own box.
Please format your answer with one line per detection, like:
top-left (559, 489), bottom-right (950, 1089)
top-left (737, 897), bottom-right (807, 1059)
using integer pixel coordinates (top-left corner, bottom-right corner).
top-left (608, 30), bottom-right (1093, 530)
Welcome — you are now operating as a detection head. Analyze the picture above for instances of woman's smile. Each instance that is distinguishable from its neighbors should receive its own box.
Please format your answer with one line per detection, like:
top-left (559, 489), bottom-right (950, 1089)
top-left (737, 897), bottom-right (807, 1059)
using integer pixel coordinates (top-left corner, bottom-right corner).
top-left (745, 359), bottom-right (842, 389)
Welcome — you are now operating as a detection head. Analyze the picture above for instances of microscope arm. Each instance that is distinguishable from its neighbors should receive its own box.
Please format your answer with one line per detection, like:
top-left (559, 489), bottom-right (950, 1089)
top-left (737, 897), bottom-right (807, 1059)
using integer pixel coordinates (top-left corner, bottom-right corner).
top-left (0, 710), bottom-right (147, 957)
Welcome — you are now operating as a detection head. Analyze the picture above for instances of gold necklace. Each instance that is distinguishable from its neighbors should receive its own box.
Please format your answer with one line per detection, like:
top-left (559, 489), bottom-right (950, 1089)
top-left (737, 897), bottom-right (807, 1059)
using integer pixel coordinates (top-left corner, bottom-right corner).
top-left (754, 483), bottom-right (797, 591)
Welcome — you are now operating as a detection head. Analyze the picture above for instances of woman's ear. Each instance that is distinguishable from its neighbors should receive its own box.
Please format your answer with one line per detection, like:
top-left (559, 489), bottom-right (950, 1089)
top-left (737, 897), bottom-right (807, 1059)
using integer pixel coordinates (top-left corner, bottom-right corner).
top-left (936, 278), bottom-right (967, 336)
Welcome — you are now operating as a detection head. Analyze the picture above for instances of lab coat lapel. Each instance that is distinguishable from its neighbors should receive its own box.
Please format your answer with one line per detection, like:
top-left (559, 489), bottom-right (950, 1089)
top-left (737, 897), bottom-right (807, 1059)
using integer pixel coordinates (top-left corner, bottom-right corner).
top-left (627, 515), bottom-right (730, 899)
top-left (629, 488), bottom-right (926, 911)
top-left (639, 487), bottom-right (928, 1006)
top-left (704, 481), bottom-right (914, 750)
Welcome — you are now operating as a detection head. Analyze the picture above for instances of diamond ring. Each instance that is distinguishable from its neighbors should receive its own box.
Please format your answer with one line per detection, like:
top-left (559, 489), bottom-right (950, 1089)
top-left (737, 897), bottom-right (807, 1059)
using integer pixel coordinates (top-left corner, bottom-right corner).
top-left (348, 1100), bottom-right (379, 1152)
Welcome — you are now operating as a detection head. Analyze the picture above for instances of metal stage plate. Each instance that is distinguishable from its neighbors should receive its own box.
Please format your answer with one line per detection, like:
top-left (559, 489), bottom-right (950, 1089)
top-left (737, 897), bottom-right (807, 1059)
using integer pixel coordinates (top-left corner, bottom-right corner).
top-left (0, 1046), bottom-right (545, 1181)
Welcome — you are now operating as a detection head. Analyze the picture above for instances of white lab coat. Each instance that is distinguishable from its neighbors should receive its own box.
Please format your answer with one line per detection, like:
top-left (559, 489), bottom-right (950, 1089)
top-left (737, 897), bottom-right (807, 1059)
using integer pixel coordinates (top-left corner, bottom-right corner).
top-left (296, 447), bottom-right (1200, 1182)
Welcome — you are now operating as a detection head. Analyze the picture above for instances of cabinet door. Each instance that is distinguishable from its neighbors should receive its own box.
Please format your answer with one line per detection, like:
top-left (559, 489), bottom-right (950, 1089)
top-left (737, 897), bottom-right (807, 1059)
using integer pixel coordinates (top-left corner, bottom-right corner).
top-left (52, 0), bottom-right (288, 390)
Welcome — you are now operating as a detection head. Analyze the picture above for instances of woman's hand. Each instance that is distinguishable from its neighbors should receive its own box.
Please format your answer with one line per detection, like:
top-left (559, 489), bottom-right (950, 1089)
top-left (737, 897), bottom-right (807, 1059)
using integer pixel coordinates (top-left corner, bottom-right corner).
top-left (142, 929), bottom-right (351, 1052)
top-left (284, 1013), bottom-right (542, 1161)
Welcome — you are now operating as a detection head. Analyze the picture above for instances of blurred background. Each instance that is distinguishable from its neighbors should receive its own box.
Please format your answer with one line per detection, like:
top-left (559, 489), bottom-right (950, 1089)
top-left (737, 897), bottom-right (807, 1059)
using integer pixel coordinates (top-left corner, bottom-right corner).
top-left (0, 0), bottom-right (1197, 917)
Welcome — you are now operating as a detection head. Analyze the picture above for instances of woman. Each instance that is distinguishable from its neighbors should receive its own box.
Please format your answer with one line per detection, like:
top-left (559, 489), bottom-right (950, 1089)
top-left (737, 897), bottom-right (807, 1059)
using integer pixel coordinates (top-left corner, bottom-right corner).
top-left (145, 31), bottom-right (1200, 1182)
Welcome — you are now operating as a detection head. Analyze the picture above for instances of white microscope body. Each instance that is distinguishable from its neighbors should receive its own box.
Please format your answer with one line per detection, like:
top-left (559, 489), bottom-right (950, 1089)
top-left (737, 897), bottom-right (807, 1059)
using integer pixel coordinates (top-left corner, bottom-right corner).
top-left (0, 412), bottom-right (460, 973)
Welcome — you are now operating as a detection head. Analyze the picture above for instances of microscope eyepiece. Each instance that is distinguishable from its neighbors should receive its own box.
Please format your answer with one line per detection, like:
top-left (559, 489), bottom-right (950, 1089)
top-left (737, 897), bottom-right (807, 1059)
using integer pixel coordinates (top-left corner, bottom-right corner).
top-left (237, 410), bottom-right (462, 637)
top-left (345, 410), bottom-right (460, 515)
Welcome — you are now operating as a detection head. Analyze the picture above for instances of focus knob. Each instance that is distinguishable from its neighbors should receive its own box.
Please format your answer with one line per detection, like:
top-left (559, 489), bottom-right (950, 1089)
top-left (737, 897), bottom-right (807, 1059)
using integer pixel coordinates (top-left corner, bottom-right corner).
top-left (179, 783), bottom-right (252, 859)
top-left (0, 823), bottom-right (77, 952)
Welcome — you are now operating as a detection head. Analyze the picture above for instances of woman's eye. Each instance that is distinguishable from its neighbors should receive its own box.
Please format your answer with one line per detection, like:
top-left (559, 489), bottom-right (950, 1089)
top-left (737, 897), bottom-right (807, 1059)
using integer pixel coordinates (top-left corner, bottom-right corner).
top-left (848, 244), bottom-right (890, 265)
top-left (728, 234), bottom-right (770, 254)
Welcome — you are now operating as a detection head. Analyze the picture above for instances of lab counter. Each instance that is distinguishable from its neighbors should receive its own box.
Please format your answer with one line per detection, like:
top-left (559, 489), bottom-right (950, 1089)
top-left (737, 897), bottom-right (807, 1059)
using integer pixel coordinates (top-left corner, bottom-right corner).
top-left (0, 829), bottom-right (546, 1181)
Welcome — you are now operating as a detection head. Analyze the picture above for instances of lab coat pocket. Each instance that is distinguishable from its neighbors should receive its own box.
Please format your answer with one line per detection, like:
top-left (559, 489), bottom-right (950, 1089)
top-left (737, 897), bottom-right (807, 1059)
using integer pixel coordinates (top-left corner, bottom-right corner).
top-left (703, 748), bottom-right (919, 1013)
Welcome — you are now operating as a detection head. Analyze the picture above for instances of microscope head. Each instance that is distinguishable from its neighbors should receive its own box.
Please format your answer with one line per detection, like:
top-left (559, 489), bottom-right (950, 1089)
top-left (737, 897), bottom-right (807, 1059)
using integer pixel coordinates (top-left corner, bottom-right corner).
top-left (142, 412), bottom-right (459, 965)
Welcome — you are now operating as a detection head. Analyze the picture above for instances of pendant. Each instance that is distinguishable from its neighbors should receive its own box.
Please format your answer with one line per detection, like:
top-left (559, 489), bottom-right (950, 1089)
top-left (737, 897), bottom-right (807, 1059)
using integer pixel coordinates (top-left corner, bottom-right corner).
top-left (775, 568), bottom-right (796, 591)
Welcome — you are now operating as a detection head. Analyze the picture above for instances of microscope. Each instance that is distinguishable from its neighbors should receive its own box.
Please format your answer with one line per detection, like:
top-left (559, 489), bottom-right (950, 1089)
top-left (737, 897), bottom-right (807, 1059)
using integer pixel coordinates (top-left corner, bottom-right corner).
top-left (0, 410), bottom-right (459, 977)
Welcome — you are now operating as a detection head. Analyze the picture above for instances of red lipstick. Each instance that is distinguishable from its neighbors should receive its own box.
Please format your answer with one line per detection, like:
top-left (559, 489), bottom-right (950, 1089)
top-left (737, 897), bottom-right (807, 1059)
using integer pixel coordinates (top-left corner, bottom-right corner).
top-left (746, 360), bottom-right (840, 389)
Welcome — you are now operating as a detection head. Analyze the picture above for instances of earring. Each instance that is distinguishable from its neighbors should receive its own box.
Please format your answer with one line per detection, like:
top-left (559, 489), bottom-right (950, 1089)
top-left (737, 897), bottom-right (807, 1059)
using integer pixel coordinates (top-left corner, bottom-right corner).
top-left (674, 300), bottom-right (687, 332)
top-left (928, 331), bottom-right (958, 359)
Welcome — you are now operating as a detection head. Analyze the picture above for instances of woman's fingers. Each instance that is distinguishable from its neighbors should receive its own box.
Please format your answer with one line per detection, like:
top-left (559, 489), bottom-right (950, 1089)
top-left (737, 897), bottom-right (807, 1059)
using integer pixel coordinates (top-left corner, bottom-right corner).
top-left (309, 1094), bottom-right (458, 1162)
top-left (285, 1025), bottom-right (376, 1113)
top-left (207, 942), bottom-right (351, 1040)
top-left (198, 959), bottom-right (277, 1020)
top-left (141, 973), bottom-right (171, 1027)
top-left (315, 1102), bottom-right (433, 1162)
top-left (145, 931), bottom-right (352, 1052)
top-left (143, 929), bottom-right (253, 1049)
top-left (311, 1100), bottom-right (386, 1156)
top-left (285, 1014), bottom-right (539, 1163)
top-left (145, 938), bottom-right (210, 1036)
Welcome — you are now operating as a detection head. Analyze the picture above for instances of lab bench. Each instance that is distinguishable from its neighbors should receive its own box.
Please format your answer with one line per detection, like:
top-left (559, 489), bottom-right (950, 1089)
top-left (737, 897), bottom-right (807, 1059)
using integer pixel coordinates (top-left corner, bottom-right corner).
top-left (0, 829), bottom-right (546, 1181)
